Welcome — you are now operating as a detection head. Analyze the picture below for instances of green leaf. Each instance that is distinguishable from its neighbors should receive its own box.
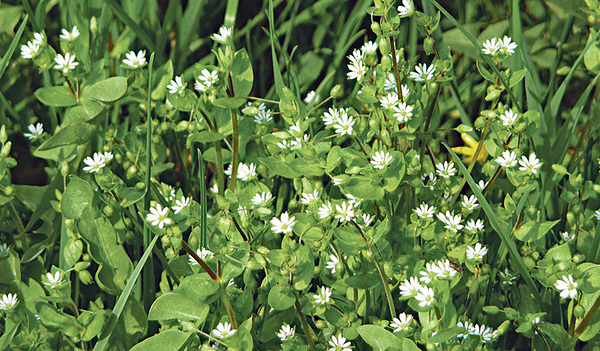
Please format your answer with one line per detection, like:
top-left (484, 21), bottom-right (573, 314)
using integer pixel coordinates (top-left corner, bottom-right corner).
top-left (231, 48), bottom-right (254, 97)
top-left (476, 60), bottom-right (495, 83)
top-left (37, 121), bottom-right (96, 151)
top-left (514, 219), bottom-right (560, 242)
top-left (34, 86), bottom-right (77, 107)
top-left (258, 156), bottom-right (301, 178)
top-left (151, 59), bottom-right (173, 100)
top-left (357, 325), bottom-right (403, 351)
top-left (188, 131), bottom-right (226, 144)
top-left (382, 151), bottom-right (405, 192)
top-left (129, 330), bottom-right (191, 351)
top-left (289, 157), bottom-right (324, 177)
top-left (115, 187), bottom-right (146, 207)
top-left (212, 96), bottom-right (247, 109)
top-left (0, 321), bottom-right (20, 350)
top-left (61, 176), bottom-right (94, 220)
top-left (148, 292), bottom-right (210, 322)
top-left (36, 301), bottom-right (82, 337)
top-left (0, 14), bottom-right (27, 81)
top-left (509, 68), bottom-right (527, 88)
top-left (267, 284), bottom-right (296, 310)
top-left (344, 176), bottom-right (385, 200)
top-left (84, 77), bottom-right (128, 102)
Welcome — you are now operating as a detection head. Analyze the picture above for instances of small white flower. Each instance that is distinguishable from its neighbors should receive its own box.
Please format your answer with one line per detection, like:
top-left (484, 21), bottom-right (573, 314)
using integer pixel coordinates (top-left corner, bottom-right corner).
top-left (421, 172), bottom-right (437, 190)
top-left (555, 274), bottom-right (578, 299)
top-left (461, 195), bottom-right (479, 211)
top-left (323, 107), bottom-right (341, 126)
top-left (399, 276), bottom-right (422, 297)
top-left (0, 293), bottom-right (18, 310)
top-left (499, 109), bottom-right (518, 126)
top-left (328, 334), bottom-right (352, 351)
top-left (392, 101), bottom-right (414, 123)
top-left (419, 262), bottom-right (436, 284)
top-left (326, 254), bottom-right (340, 273)
top-left (466, 243), bottom-right (488, 260)
top-left (146, 204), bottom-right (172, 229)
top-left (43, 271), bottom-right (64, 289)
top-left (397, 0), bottom-right (414, 16)
top-left (496, 150), bottom-right (517, 168)
top-left (212, 321), bottom-right (236, 339)
top-left (32, 32), bottom-right (45, 46)
top-left (318, 201), bottom-right (334, 219)
top-left (361, 213), bottom-right (373, 227)
top-left (481, 38), bottom-right (500, 55)
top-left (380, 92), bottom-right (398, 109)
top-left (390, 312), bottom-right (413, 332)
top-left (476, 180), bottom-right (488, 191)
top-left (361, 41), bottom-right (378, 54)
top-left (255, 108), bottom-right (272, 124)
top-left (304, 90), bottom-right (319, 104)
top-left (59, 26), bottom-right (80, 41)
top-left (436, 161), bottom-right (456, 178)
top-left (436, 211), bottom-right (463, 232)
top-left (53, 53), bottom-right (79, 74)
top-left (195, 69), bottom-right (218, 92)
top-left (473, 324), bottom-right (498, 343)
top-left (595, 210), bottom-right (600, 221)
top-left (167, 76), bottom-right (185, 95)
top-left (499, 36), bottom-right (517, 55)
top-left (277, 139), bottom-right (290, 150)
top-left (347, 49), bottom-right (364, 64)
top-left (333, 112), bottom-right (355, 136)
top-left (518, 153), bottom-right (542, 175)
top-left (314, 286), bottom-right (332, 304)
top-left (332, 177), bottom-right (344, 186)
top-left (21, 41), bottom-right (40, 59)
top-left (335, 201), bottom-right (355, 223)
top-left (499, 268), bottom-right (516, 285)
top-left (83, 152), bottom-right (106, 173)
top-left (237, 163), bottom-right (257, 181)
top-left (0, 243), bottom-right (9, 257)
top-left (465, 219), bottom-right (485, 233)
top-left (346, 194), bottom-right (362, 208)
top-left (371, 151), bottom-right (393, 169)
top-left (301, 189), bottom-right (320, 205)
top-left (409, 63), bottom-right (436, 82)
top-left (414, 203), bottom-right (435, 219)
top-left (172, 196), bottom-right (190, 214)
top-left (561, 231), bottom-right (576, 243)
top-left (103, 151), bottom-right (114, 163)
top-left (384, 74), bottom-right (411, 98)
top-left (212, 26), bottom-right (232, 43)
top-left (251, 191), bottom-right (272, 206)
top-left (277, 323), bottom-right (295, 341)
top-left (415, 286), bottom-right (435, 307)
top-left (189, 248), bottom-right (214, 264)
top-left (123, 50), bottom-right (147, 68)
top-left (431, 259), bottom-right (457, 279)
top-left (347, 60), bottom-right (367, 81)
top-left (271, 212), bottom-right (296, 234)
top-left (24, 122), bottom-right (44, 140)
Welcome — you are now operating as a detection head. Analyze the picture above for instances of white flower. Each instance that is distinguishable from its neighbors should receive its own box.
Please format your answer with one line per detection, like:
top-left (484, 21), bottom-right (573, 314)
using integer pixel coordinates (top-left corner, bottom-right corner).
top-left (167, 76), bottom-right (185, 95)
top-left (212, 322), bottom-right (236, 339)
top-left (0, 293), bottom-right (18, 310)
top-left (255, 108), bottom-right (272, 124)
top-left (380, 92), bottom-right (398, 109)
top-left (414, 203), bottom-right (435, 219)
top-left (53, 53), bottom-right (79, 74)
top-left (419, 262), bottom-right (436, 284)
top-left (561, 231), bottom-right (576, 243)
top-left (146, 204), bottom-right (172, 229)
top-left (32, 32), bottom-right (45, 46)
top-left (43, 271), bottom-right (64, 289)
top-left (472, 324), bottom-right (498, 343)
top-left (301, 189), bottom-right (320, 205)
top-left (371, 151), bottom-right (393, 169)
top-left (397, 0), bottom-right (414, 16)
top-left (323, 108), bottom-right (341, 126)
top-left (477, 180), bottom-right (488, 191)
top-left (335, 201), bottom-right (355, 223)
top-left (465, 219), bottom-right (485, 233)
top-left (21, 41), bottom-right (40, 59)
top-left (390, 313), bottom-right (413, 332)
top-left (422, 172), bottom-right (437, 190)
top-left (313, 286), bottom-right (332, 304)
top-left (555, 274), bottom-right (578, 299)
top-left (392, 101), bottom-right (414, 123)
top-left (499, 109), bottom-right (518, 126)
top-left (481, 38), bottom-right (500, 55)
top-left (384, 74), bottom-right (411, 98)
top-left (237, 163), bottom-right (257, 181)
top-left (59, 26), bottom-right (80, 41)
top-left (518, 153), bottom-right (542, 175)
top-left (461, 195), bottom-right (479, 211)
top-left (83, 152), bottom-right (106, 173)
top-left (332, 177), bottom-right (344, 186)
top-left (103, 151), bottom-right (113, 163)
top-left (304, 90), bottom-right (319, 103)
top-left (195, 69), bottom-right (218, 92)
top-left (499, 268), bottom-right (516, 286)
top-left (436, 211), bottom-right (463, 232)
top-left (595, 210), bottom-right (600, 221)
top-left (212, 26), bottom-right (232, 43)
top-left (496, 150), bottom-right (517, 168)
top-left (361, 41), bottom-right (378, 54)
top-left (277, 323), bottom-right (295, 341)
top-left (431, 259), bottom-right (457, 279)
top-left (0, 243), bottom-right (9, 257)
top-left (189, 248), bottom-right (214, 264)
top-left (466, 243), bottom-right (488, 260)
top-left (361, 213), bottom-right (373, 227)
top-left (326, 254), bottom-right (340, 273)
top-left (347, 49), bottom-right (364, 64)
top-left (399, 276), bottom-right (422, 297)
top-left (271, 212), bottom-right (296, 234)
top-left (499, 36), bottom-right (517, 55)
top-left (24, 123), bottom-right (44, 140)
top-left (251, 191), bottom-right (272, 206)
top-left (172, 196), bottom-right (190, 214)
top-left (409, 63), bottom-right (436, 82)
top-left (347, 60), bottom-right (367, 81)
top-left (319, 201), bottom-right (334, 219)
top-left (436, 161), bottom-right (456, 178)
top-left (328, 334), bottom-right (352, 351)
top-left (346, 194), bottom-right (362, 208)
top-left (277, 139), bottom-right (290, 150)
top-left (415, 286), bottom-right (435, 307)
top-left (123, 50), bottom-right (147, 68)
top-left (333, 112), bottom-right (355, 136)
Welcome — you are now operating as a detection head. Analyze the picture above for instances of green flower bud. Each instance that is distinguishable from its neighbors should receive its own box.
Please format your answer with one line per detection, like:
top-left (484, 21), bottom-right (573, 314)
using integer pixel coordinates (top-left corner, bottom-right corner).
top-left (371, 22), bottom-right (381, 36)
top-left (103, 205), bottom-right (114, 217)
top-left (574, 304), bottom-right (585, 319)
top-left (90, 16), bottom-right (97, 34)
top-left (79, 270), bottom-right (93, 285)
top-left (330, 84), bottom-right (343, 99)
top-left (3, 186), bottom-right (14, 197)
top-left (242, 105), bottom-right (259, 115)
top-left (0, 125), bottom-right (6, 144)
top-left (75, 261), bottom-right (90, 272)
top-left (573, 254), bottom-right (585, 264)
top-left (424, 37), bottom-right (435, 56)
top-left (280, 87), bottom-right (300, 120)
top-left (1, 141), bottom-right (11, 157)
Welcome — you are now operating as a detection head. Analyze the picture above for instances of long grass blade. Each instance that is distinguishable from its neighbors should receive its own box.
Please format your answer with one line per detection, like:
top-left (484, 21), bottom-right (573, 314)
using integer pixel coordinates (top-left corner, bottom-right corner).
top-left (104, 0), bottom-right (156, 52)
top-left (0, 15), bottom-right (28, 81)
top-left (268, 0), bottom-right (285, 97)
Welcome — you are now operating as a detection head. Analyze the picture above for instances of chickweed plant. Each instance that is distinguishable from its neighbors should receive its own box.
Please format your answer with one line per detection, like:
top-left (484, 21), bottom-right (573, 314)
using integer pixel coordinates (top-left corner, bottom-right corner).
top-left (1, 0), bottom-right (600, 350)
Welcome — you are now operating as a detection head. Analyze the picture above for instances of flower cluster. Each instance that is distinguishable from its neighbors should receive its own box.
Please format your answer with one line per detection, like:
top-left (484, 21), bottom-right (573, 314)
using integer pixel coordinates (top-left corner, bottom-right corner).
top-left (481, 36), bottom-right (518, 56)
top-left (457, 321), bottom-right (498, 343)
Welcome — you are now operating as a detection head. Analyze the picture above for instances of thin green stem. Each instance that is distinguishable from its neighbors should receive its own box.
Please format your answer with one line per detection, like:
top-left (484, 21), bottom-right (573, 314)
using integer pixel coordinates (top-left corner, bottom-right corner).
top-left (293, 290), bottom-right (317, 351)
top-left (220, 284), bottom-right (238, 329)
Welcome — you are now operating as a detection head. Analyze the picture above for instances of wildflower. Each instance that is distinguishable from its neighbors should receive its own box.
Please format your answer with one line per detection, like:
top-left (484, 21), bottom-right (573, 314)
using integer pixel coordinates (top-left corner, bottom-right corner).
top-left (409, 63), bottom-right (436, 82)
top-left (21, 41), bottom-right (40, 59)
top-left (24, 123), bottom-right (44, 140)
top-left (499, 268), bottom-right (516, 286)
top-left (212, 26), bottom-right (232, 43)
top-left (414, 203), bottom-right (435, 219)
top-left (472, 324), bottom-right (498, 343)
top-left (255, 108), bottom-right (272, 124)
top-left (380, 92), bottom-right (398, 109)
top-left (390, 313), bottom-right (413, 332)
top-left (498, 36), bottom-right (517, 55)
top-left (397, 0), bottom-right (414, 16)
top-left (189, 248), bottom-right (214, 264)
top-left (172, 196), bottom-right (190, 214)
top-left (146, 204), bottom-right (172, 229)
top-left (481, 38), bottom-right (500, 55)
top-left (212, 322), bottom-right (236, 339)
top-left (347, 49), bottom-right (363, 64)
top-left (419, 262), bottom-right (437, 284)
top-left (328, 334), bottom-right (352, 351)
top-left (332, 177), bottom-right (344, 186)
top-left (319, 201), bottom-right (334, 219)
top-left (304, 90), bottom-right (319, 103)
top-left (195, 69), bottom-right (218, 91)
top-left (251, 191), bottom-right (272, 206)
top-left (436, 161), bottom-right (456, 178)
top-left (461, 195), bottom-right (479, 211)
top-left (465, 219), bottom-right (485, 233)
top-left (422, 172), bottom-right (437, 190)
top-left (371, 151), bottom-right (393, 169)
top-left (53, 53), bottom-right (79, 74)
top-left (0, 293), bottom-right (18, 310)
top-left (59, 26), bottom-right (80, 41)
top-left (437, 211), bottom-right (463, 233)
top-left (466, 243), bottom-right (488, 260)
top-left (561, 231), bottom-right (576, 243)
top-left (323, 108), bottom-right (341, 126)
top-left (518, 153), bottom-right (542, 175)
top-left (271, 212), bottom-right (296, 234)
top-left (335, 202), bottom-right (355, 223)
top-left (326, 254), bottom-right (340, 273)
top-left (32, 32), bottom-right (45, 46)
top-left (477, 180), bottom-right (488, 191)
top-left (83, 153), bottom-right (106, 173)
top-left (361, 41), bottom-right (378, 54)
top-left (167, 76), bottom-right (185, 95)
top-left (300, 189), bottom-right (320, 205)
top-left (103, 151), bottom-right (113, 162)
top-left (237, 163), bottom-right (257, 181)
top-left (499, 109), bottom-right (518, 126)
top-left (333, 112), bottom-right (355, 136)
top-left (595, 209), bottom-right (600, 221)
top-left (431, 259), bottom-right (458, 279)
top-left (555, 274), bottom-right (578, 299)
top-left (123, 50), bottom-right (147, 68)
top-left (384, 74), bottom-right (411, 97)
top-left (0, 244), bottom-right (9, 257)
top-left (496, 150), bottom-right (517, 168)
top-left (346, 194), bottom-right (362, 208)
top-left (43, 271), bottom-right (64, 289)
top-left (415, 286), bottom-right (435, 307)
top-left (451, 133), bottom-right (489, 163)
top-left (399, 276), bottom-right (422, 297)
top-left (347, 60), bottom-right (367, 81)
top-left (361, 214), bottom-right (373, 227)
top-left (277, 323), bottom-right (295, 341)
top-left (392, 101), bottom-right (414, 123)
top-left (313, 286), bottom-right (332, 304)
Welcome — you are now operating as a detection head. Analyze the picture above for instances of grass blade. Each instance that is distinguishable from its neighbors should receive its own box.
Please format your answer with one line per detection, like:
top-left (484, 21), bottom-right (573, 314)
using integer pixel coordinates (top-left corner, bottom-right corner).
top-left (198, 150), bottom-right (207, 248)
top-left (0, 15), bottom-right (28, 81)
top-left (224, 0), bottom-right (239, 28)
top-left (104, 0), bottom-right (156, 52)
top-left (268, 0), bottom-right (285, 97)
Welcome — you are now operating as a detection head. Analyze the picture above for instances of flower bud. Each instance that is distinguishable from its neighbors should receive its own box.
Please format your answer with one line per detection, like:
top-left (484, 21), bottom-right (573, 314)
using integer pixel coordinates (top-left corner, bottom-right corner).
top-left (79, 270), bottom-right (93, 285)
top-left (330, 84), bottom-right (343, 99)
top-left (90, 16), bottom-right (97, 34)
top-left (1, 141), bottom-right (11, 157)
top-left (371, 22), bottom-right (381, 36)
top-left (0, 125), bottom-right (6, 144)
top-left (574, 305), bottom-right (585, 319)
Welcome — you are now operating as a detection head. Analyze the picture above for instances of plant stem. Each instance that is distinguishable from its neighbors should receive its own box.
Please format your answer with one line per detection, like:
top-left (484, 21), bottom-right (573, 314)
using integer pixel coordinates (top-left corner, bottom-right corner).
top-left (227, 74), bottom-right (239, 191)
top-left (181, 240), bottom-right (218, 280)
top-left (576, 294), bottom-right (600, 335)
top-left (293, 290), bottom-right (317, 351)
top-left (220, 284), bottom-right (238, 329)
top-left (388, 36), bottom-right (404, 102)
top-left (373, 256), bottom-right (396, 318)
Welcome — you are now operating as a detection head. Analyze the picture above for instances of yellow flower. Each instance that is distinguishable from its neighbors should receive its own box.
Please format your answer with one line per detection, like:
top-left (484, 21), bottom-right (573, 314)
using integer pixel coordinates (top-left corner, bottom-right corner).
top-left (451, 133), bottom-right (488, 163)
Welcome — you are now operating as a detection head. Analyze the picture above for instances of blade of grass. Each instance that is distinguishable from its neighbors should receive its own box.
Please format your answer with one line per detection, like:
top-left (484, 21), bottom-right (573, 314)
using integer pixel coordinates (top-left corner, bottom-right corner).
top-left (0, 15), bottom-right (28, 81)
top-left (511, 0), bottom-right (524, 105)
top-left (588, 223), bottom-right (600, 264)
top-left (268, 0), bottom-right (285, 97)
top-left (443, 142), bottom-right (543, 306)
top-left (198, 150), bottom-right (208, 248)
top-left (104, 0), bottom-right (156, 52)
top-left (176, 0), bottom-right (206, 72)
